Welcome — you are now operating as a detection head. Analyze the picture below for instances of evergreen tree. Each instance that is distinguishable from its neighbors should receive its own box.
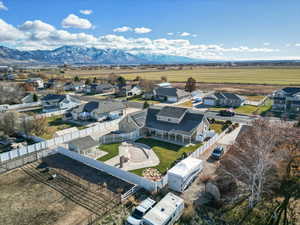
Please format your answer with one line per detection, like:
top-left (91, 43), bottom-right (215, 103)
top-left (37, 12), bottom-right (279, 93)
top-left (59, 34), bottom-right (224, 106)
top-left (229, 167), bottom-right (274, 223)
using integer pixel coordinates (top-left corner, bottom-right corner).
top-left (185, 77), bottom-right (196, 92)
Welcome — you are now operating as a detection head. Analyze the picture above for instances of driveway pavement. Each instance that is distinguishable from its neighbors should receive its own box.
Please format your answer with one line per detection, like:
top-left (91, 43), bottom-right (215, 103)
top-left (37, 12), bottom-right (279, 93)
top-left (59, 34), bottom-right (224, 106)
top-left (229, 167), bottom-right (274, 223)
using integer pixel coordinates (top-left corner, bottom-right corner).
top-left (182, 126), bottom-right (242, 204)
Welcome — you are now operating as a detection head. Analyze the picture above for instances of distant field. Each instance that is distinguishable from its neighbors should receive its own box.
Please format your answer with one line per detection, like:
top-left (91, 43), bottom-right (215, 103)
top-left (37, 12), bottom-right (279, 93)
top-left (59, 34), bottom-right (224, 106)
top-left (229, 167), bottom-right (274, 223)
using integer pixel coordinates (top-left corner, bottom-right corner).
top-left (58, 67), bottom-right (300, 85)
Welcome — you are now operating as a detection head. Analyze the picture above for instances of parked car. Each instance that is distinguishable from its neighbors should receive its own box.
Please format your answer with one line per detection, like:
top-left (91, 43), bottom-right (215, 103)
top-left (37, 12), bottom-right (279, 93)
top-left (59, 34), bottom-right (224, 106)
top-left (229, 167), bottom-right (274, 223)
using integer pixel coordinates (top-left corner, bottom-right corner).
top-left (219, 109), bottom-right (235, 117)
top-left (211, 146), bottom-right (224, 160)
top-left (126, 197), bottom-right (156, 225)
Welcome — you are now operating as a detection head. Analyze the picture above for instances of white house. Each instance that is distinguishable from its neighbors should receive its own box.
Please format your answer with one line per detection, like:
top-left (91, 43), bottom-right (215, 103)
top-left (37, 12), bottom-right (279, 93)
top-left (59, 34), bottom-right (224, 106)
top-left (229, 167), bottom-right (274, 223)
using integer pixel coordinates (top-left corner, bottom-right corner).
top-left (41, 94), bottom-right (80, 112)
top-left (26, 78), bottom-right (44, 89)
top-left (69, 100), bottom-right (125, 122)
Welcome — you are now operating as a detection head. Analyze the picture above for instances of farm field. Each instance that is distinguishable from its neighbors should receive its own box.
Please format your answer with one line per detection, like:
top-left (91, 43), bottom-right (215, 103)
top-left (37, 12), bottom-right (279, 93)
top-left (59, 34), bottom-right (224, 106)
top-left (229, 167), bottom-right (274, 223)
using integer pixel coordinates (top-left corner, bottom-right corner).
top-left (0, 168), bottom-right (91, 225)
top-left (56, 67), bottom-right (300, 85)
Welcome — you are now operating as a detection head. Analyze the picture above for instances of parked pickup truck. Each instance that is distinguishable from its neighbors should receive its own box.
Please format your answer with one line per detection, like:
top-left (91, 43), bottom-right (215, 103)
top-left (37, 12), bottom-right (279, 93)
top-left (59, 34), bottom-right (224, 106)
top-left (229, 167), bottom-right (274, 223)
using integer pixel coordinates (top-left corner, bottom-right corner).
top-left (126, 198), bottom-right (156, 225)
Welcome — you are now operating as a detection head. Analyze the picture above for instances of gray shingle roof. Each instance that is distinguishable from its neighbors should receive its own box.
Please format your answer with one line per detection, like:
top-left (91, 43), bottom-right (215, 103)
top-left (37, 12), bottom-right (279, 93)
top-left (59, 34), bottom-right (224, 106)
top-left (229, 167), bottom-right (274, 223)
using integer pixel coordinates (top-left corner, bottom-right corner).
top-left (157, 106), bottom-right (187, 119)
top-left (73, 100), bottom-right (124, 114)
top-left (282, 87), bottom-right (300, 96)
top-left (42, 94), bottom-right (66, 101)
top-left (155, 87), bottom-right (190, 98)
top-left (145, 107), bottom-right (205, 135)
top-left (68, 136), bottom-right (98, 150)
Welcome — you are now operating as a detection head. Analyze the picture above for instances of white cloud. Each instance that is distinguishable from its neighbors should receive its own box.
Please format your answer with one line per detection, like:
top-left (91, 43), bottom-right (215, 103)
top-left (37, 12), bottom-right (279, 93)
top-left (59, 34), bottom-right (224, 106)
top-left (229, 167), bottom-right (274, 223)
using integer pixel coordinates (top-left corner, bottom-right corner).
top-left (263, 42), bottom-right (270, 46)
top-left (0, 18), bottom-right (280, 59)
top-left (61, 14), bottom-right (92, 29)
top-left (0, 1), bottom-right (7, 11)
top-left (180, 32), bottom-right (191, 36)
top-left (192, 34), bottom-right (197, 37)
top-left (167, 32), bottom-right (174, 36)
top-left (113, 26), bottom-right (132, 32)
top-left (79, 9), bottom-right (93, 15)
top-left (0, 19), bottom-right (24, 41)
top-left (295, 43), bottom-right (300, 47)
top-left (134, 27), bottom-right (152, 34)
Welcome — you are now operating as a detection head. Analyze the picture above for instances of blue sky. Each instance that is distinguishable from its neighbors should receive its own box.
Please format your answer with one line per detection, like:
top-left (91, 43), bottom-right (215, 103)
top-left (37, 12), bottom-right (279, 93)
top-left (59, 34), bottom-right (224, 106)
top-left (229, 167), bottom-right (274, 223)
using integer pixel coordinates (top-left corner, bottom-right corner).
top-left (0, 0), bottom-right (299, 60)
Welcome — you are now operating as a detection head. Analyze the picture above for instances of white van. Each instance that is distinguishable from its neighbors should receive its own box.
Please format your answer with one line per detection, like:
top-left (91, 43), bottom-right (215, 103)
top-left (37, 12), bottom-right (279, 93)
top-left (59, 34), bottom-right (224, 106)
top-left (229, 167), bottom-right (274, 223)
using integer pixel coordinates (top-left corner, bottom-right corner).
top-left (126, 198), bottom-right (156, 225)
top-left (167, 157), bottom-right (203, 193)
top-left (142, 193), bottom-right (184, 225)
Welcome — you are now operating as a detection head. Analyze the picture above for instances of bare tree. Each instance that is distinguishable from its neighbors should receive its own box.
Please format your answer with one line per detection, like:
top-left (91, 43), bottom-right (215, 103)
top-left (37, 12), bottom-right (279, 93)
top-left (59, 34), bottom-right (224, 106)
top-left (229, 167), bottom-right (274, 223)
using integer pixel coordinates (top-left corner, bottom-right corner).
top-left (220, 119), bottom-right (282, 209)
top-left (0, 83), bottom-right (25, 104)
top-left (139, 79), bottom-right (154, 92)
top-left (0, 111), bottom-right (20, 136)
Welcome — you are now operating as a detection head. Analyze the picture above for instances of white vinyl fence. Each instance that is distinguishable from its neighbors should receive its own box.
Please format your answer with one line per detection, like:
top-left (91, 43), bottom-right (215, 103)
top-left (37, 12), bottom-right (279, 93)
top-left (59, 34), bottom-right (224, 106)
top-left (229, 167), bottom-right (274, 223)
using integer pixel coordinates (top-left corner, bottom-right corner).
top-left (245, 96), bottom-right (268, 106)
top-left (190, 128), bottom-right (228, 158)
top-left (5, 101), bottom-right (41, 110)
top-left (99, 130), bottom-right (142, 144)
top-left (56, 147), bottom-right (168, 192)
top-left (0, 119), bottom-right (121, 163)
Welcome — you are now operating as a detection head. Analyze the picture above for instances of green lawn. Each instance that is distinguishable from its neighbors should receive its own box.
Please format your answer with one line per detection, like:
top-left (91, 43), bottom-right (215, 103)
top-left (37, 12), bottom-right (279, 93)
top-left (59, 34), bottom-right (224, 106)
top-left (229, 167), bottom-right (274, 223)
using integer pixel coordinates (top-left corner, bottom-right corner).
top-left (209, 99), bottom-right (272, 116)
top-left (209, 122), bottom-right (224, 134)
top-left (130, 138), bottom-right (202, 176)
top-left (97, 143), bottom-right (121, 162)
top-left (235, 99), bottom-right (272, 115)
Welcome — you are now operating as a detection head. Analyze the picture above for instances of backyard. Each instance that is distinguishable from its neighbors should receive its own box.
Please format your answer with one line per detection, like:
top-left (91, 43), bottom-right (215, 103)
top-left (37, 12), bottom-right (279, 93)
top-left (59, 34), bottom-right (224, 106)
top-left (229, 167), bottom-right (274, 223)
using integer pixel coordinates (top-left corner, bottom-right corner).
top-left (209, 99), bottom-right (272, 116)
top-left (40, 115), bottom-right (86, 139)
top-left (130, 138), bottom-right (202, 176)
top-left (97, 143), bottom-right (120, 162)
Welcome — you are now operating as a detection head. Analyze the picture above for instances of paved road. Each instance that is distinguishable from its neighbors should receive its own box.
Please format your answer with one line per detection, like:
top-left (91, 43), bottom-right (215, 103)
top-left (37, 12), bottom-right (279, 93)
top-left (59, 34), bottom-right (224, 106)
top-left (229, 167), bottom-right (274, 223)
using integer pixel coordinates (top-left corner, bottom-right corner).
top-left (204, 111), bottom-right (255, 124)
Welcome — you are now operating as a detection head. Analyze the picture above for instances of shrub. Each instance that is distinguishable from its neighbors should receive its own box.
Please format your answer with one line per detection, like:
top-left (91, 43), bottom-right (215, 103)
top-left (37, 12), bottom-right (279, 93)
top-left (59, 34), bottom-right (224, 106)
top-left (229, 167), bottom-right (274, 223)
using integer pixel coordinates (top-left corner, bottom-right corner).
top-left (181, 203), bottom-right (196, 224)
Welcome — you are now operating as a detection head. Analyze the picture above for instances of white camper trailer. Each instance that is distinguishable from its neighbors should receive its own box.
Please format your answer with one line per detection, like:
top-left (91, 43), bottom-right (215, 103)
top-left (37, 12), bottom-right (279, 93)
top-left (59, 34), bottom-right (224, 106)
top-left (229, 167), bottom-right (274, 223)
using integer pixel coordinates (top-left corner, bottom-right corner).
top-left (167, 157), bottom-right (203, 192)
top-left (142, 193), bottom-right (184, 225)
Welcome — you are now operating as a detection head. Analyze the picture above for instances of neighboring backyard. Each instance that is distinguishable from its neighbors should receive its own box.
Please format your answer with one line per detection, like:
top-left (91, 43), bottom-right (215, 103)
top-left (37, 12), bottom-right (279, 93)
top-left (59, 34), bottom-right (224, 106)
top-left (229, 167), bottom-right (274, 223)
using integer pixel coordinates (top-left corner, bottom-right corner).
top-left (209, 99), bottom-right (272, 116)
top-left (40, 115), bottom-right (86, 139)
top-left (130, 138), bottom-right (202, 176)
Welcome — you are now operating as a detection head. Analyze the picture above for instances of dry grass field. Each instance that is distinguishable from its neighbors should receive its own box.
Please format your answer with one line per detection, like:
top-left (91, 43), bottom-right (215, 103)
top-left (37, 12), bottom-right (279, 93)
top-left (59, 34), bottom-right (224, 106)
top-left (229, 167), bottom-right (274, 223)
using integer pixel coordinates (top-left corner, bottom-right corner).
top-left (51, 67), bottom-right (300, 85)
top-left (0, 169), bottom-right (91, 225)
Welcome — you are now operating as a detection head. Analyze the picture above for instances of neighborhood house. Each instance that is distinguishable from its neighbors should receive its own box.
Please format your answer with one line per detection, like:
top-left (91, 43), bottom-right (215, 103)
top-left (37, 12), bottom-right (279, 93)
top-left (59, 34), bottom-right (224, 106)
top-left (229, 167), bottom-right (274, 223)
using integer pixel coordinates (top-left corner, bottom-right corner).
top-left (84, 83), bottom-right (115, 95)
top-left (117, 85), bottom-right (142, 97)
top-left (41, 94), bottom-right (80, 112)
top-left (119, 106), bottom-right (210, 144)
top-left (272, 87), bottom-right (300, 113)
top-left (69, 100), bottom-right (125, 122)
top-left (26, 78), bottom-right (44, 89)
top-left (203, 92), bottom-right (245, 107)
top-left (153, 87), bottom-right (190, 103)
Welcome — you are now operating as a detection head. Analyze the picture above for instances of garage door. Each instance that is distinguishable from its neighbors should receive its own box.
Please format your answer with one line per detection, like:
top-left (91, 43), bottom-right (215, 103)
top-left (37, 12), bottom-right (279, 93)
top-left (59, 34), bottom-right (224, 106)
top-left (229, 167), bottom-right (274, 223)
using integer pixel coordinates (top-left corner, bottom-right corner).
top-left (204, 99), bottom-right (216, 106)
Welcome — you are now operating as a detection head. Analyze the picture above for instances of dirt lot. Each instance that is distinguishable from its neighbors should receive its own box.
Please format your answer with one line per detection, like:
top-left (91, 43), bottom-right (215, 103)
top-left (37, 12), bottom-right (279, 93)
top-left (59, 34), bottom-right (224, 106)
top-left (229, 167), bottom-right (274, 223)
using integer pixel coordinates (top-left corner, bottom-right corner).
top-left (0, 169), bottom-right (91, 225)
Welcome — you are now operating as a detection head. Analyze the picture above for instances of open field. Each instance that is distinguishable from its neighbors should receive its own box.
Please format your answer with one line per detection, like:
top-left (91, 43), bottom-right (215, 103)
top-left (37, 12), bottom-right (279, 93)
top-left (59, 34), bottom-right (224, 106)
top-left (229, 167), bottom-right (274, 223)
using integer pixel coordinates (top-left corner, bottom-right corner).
top-left (0, 168), bottom-right (91, 225)
top-left (54, 67), bottom-right (300, 85)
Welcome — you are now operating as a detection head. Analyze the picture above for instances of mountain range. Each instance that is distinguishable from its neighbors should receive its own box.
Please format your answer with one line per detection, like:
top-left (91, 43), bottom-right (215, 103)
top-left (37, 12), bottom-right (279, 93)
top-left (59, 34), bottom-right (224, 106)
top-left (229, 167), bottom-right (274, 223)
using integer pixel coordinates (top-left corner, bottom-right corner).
top-left (0, 45), bottom-right (202, 65)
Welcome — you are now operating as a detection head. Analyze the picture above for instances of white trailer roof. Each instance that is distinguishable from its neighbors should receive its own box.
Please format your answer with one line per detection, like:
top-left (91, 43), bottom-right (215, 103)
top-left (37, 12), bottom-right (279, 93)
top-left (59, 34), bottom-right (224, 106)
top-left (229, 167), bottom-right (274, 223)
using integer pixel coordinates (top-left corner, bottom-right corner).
top-left (143, 193), bottom-right (183, 225)
top-left (168, 157), bottom-right (202, 178)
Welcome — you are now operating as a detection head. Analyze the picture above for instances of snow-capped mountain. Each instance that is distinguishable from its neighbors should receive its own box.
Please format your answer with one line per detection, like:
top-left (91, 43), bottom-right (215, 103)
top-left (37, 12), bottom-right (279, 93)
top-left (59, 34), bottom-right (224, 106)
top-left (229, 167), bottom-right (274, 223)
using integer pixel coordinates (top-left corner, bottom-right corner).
top-left (0, 45), bottom-right (201, 65)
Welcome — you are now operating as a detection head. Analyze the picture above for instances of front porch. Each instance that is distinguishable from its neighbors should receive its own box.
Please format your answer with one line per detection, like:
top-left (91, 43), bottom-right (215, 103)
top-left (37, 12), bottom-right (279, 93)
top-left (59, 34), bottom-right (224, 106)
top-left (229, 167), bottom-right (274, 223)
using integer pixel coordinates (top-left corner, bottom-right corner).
top-left (147, 128), bottom-right (195, 146)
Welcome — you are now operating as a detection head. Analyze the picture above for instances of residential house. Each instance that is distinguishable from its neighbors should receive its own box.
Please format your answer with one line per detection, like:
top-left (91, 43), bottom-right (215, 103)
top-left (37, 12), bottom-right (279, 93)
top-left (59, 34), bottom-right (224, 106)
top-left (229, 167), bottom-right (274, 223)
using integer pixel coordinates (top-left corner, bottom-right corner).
top-left (271, 87), bottom-right (300, 113)
top-left (68, 136), bottom-right (98, 155)
top-left (44, 79), bottom-right (62, 89)
top-left (69, 100), bottom-right (125, 122)
top-left (117, 85), bottom-right (142, 97)
top-left (119, 106), bottom-right (209, 145)
top-left (64, 82), bottom-right (85, 92)
top-left (203, 92), bottom-right (245, 107)
top-left (84, 83), bottom-right (115, 95)
top-left (153, 87), bottom-right (190, 103)
top-left (26, 78), bottom-right (44, 89)
top-left (41, 94), bottom-right (80, 112)
top-left (155, 82), bottom-right (173, 88)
